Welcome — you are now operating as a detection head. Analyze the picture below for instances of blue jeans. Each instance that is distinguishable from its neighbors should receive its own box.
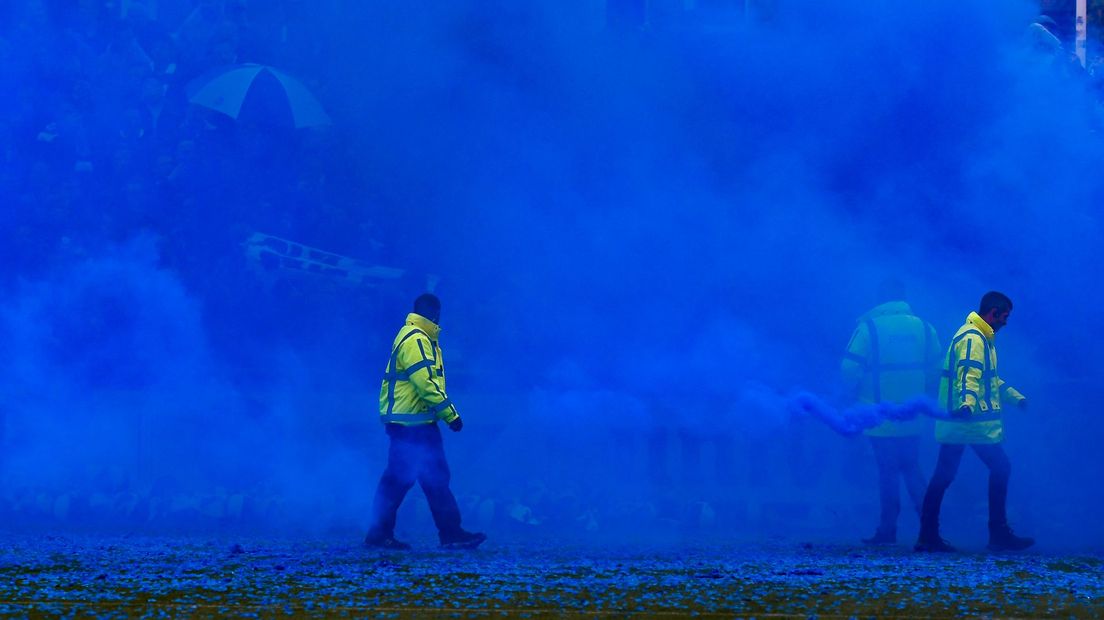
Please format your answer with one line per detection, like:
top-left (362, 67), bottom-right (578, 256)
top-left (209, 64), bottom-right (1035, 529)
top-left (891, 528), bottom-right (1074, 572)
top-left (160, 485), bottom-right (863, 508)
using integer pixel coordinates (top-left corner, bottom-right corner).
top-left (368, 423), bottom-right (463, 541)
top-left (870, 435), bottom-right (926, 536)
top-left (920, 442), bottom-right (1011, 537)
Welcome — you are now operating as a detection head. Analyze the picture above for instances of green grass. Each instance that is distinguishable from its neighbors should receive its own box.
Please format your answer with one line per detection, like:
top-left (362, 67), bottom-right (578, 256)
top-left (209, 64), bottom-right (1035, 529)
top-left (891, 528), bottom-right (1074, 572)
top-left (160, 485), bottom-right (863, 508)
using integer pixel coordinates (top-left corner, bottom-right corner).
top-left (0, 536), bottom-right (1100, 617)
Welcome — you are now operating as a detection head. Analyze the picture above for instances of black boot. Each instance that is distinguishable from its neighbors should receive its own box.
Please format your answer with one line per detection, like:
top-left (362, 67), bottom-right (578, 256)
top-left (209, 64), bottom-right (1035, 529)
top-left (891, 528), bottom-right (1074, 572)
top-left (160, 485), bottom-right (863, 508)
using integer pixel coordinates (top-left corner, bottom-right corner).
top-left (365, 531), bottom-right (411, 550)
top-left (988, 525), bottom-right (1034, 552)
top-left (914, 528), bottom-right (956, 553)
top-left (862, 528), bottom-right (896, 546)
top-left (439, 529), bottom-right (487, 550)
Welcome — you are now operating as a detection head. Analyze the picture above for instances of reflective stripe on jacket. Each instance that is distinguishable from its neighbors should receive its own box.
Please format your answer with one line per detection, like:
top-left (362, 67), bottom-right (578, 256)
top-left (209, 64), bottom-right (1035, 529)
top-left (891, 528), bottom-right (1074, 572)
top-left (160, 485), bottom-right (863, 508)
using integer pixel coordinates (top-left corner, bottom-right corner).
top-left (842, 301), bottom-right (941, 437)
top-left (378, 313), bottom-right (459, 426)
top-left (934, 311), bottom-right (1026, 444)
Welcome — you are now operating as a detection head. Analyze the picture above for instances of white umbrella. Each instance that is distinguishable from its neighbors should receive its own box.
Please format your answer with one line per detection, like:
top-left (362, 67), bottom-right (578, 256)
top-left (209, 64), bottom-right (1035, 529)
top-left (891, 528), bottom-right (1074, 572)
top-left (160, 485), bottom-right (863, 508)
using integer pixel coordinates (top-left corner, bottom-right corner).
top-left (187, 63), bottom-right (331, 128)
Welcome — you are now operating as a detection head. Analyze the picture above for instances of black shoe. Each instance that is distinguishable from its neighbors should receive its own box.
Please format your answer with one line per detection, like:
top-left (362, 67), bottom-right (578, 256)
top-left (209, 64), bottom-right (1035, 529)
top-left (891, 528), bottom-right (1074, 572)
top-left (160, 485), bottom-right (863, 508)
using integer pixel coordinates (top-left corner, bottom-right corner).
top-left (988, 526), bottom-right (1035, 552)
top-left (914, 535), bottom-right (956, 553)
top-left (862, 530), bottom-right (896, 546)
top-left (439, 530), bottom-right (487, 550)
top-left (364, 533), bottom-right (411, 550)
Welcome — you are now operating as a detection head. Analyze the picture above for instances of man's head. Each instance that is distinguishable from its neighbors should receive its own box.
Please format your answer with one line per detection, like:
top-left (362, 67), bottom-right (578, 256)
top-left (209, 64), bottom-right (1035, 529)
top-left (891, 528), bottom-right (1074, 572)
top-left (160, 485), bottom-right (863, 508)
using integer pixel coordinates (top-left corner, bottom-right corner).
top-left (413, 293), bottom-right (441, 324)
top-left (978, 291), bottom-right (1013, 333)
top-left (877, 277), bottom-right (907, 304)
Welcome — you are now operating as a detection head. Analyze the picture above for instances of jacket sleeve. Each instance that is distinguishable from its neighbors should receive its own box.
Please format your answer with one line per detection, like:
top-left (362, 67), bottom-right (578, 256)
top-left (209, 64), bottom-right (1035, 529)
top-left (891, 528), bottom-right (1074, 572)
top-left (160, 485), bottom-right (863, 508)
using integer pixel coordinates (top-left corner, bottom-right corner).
top-left (840, 323), bottom-right (869, 400)
top-left (954, 333), bottom-right (986, 412)
top-left (925, 324), bottom-right (942, 397)
top-left (398, 335), bottom-right (460, 423)
top-left (997, 378), bottom-right (1026, 405)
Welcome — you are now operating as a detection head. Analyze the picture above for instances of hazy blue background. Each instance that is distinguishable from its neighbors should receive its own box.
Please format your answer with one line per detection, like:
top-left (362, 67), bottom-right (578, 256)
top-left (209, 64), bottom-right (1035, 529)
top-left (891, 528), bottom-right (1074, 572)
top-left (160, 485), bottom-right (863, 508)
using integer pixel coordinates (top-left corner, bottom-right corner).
top-left (1, 0), bottom-right (1100, 550)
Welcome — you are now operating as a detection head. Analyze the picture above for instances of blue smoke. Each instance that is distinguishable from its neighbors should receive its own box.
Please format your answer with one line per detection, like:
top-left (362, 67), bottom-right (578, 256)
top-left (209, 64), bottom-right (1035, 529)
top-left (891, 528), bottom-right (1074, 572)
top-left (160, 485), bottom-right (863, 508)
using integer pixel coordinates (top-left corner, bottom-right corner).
top-left (3, 0), bottom-right (1103, 547)
top-left (790, 393), bottom-right (953, 437)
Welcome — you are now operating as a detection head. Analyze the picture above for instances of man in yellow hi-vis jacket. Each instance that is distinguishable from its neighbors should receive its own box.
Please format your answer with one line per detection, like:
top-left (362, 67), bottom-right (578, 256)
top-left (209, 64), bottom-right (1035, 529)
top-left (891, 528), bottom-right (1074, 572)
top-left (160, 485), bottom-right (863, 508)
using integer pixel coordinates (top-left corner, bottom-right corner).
top-left (364, 293), bottom-right (486, 550)
top-left (915, 291), bottom-right (1033, 553)
top-left (842, 281), bottom-right (941, 545)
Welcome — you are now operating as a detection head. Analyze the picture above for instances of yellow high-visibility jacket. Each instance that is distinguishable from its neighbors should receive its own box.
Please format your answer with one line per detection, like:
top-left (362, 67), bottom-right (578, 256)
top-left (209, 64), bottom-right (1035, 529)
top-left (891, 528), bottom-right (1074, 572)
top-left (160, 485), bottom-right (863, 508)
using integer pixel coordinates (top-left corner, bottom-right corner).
top-left (934, 311), bottom-right (1026, 444)
top-left (378, 313), bottom-right (460, 426)
top-left (842, 301), bottom-right (942, 437)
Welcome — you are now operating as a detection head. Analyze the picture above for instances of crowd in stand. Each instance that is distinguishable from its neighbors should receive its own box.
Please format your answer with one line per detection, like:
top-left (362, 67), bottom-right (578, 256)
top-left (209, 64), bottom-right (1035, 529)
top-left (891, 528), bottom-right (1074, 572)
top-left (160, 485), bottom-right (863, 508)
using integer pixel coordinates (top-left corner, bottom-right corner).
top-left (2, 1), bottom-right (1099, 282)
top-left (0, 0), bottom-right (372, 297)
top-left (0, 0), bottom-right (392, 378)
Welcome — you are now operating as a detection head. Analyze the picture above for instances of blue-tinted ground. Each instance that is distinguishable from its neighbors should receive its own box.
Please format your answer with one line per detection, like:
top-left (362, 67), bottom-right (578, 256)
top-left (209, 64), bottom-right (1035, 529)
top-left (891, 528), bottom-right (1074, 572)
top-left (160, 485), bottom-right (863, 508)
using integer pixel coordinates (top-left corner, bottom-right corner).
top-left (1, 534), bottom-right (1101, 617)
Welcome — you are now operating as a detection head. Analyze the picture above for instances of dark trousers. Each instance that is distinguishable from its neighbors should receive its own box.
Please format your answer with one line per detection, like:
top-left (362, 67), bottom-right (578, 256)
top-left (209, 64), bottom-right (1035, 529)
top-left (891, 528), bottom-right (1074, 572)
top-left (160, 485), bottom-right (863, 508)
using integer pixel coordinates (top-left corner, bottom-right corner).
top-left (920, 443), bottom-right (1011, 536)
top-left (368, 423), bottom-right (463, 541)
top-left (870, 436), bottom-right (926, 535)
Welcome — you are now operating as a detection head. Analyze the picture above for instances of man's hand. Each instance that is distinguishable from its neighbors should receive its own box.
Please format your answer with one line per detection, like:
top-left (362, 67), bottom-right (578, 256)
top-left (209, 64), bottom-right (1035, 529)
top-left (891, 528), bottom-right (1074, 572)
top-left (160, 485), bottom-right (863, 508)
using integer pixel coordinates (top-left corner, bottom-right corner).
top-left (448, 417), bottom-right (463, 432)
top-left (1018, 398), bottom-right (1028, 411)
top-left (952, 405), bottom-right (971, 419)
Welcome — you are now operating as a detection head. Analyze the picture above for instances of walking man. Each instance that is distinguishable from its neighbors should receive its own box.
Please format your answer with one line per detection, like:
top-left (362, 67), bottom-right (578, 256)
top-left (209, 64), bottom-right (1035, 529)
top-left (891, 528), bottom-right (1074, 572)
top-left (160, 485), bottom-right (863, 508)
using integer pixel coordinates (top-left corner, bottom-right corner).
top-left (915, 291), bottom-right (1034, 552)
top-left (842, 280), bottom-right (941, 545)
top-left (364, 293), bottom-right (486, 550)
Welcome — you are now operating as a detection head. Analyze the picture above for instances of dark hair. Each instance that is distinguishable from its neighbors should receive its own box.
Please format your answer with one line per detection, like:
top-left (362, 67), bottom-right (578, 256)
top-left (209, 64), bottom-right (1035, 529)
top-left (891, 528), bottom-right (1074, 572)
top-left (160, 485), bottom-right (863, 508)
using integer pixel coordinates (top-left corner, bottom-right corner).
top-left (413, 293), bottom-right (441, 318)
top-left (877, 277), bottom-right (907, 303)
top-left (979, 291), bottom-right (1013, 316)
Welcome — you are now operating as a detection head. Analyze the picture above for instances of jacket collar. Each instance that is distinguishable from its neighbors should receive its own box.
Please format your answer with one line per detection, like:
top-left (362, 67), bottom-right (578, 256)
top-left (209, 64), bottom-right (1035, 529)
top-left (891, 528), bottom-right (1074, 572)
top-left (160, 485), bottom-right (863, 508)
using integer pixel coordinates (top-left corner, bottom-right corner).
top-left (861, 300), bottom-right (912, 320)
top-left (406, 312), bottom-right (441, 340)
top-left (966, 311), bottom-right (995, 341)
